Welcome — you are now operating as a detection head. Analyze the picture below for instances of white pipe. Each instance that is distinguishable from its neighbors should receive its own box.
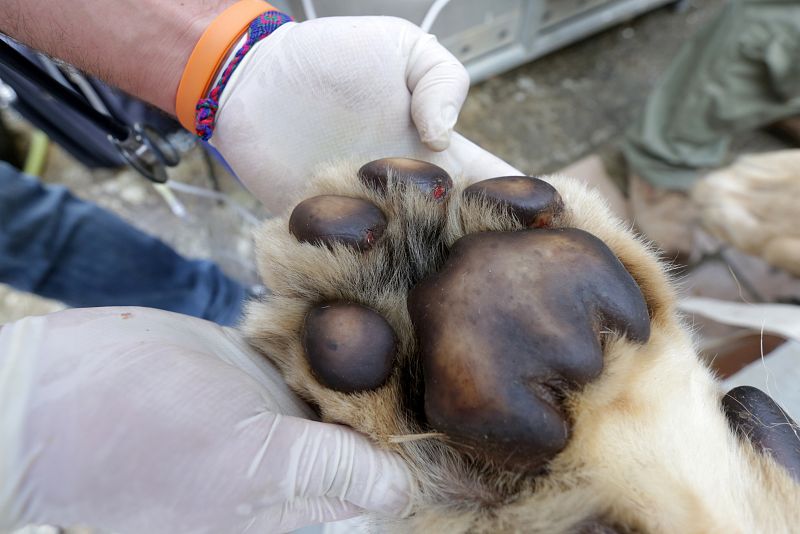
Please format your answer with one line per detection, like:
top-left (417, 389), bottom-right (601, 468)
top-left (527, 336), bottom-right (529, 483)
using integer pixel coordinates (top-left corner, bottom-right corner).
top-left (301, 0), bottom-right (317, 20)
top-left (420, 0), bottom-right (452, 33)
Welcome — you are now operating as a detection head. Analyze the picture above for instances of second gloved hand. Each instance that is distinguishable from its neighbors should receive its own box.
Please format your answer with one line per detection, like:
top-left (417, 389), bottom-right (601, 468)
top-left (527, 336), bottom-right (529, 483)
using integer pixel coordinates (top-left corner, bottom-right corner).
top-left (210, 15), bottom-right (519, 212)
top-left (0, 308), bottom-right (412, 533)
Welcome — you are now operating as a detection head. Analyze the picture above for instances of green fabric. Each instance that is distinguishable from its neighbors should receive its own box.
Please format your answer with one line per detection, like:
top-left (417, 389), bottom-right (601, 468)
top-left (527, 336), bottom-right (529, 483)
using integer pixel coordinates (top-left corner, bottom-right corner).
top-left (621, 0), bottom-right (800, 190)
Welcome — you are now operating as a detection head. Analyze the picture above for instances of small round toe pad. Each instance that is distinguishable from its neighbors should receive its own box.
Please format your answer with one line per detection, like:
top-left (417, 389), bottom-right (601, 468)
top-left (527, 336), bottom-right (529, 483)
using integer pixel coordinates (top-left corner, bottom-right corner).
top-left (289, 195), bottom-right (386, 251)
top-left (358, 158), bottom-right (452, 201)
top-left (463, 176), bottom-right (564, 227)
top-left (722, 385), bottom-right (800, 481)
top-left (303, 302), bottom-right (397, 393)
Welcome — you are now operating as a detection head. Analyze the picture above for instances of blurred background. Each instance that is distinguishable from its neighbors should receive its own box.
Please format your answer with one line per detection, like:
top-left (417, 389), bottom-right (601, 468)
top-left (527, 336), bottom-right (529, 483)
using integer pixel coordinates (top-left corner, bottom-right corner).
top-left (2, 0), bottom-right (799, 411)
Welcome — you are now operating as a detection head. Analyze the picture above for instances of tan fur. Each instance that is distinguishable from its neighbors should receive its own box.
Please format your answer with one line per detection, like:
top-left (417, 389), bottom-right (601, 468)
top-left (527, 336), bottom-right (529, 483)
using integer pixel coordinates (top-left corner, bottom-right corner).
top-left (692, 150), bottom-right (800, 276)
top-left (243, 160), bottom-right (800, 532)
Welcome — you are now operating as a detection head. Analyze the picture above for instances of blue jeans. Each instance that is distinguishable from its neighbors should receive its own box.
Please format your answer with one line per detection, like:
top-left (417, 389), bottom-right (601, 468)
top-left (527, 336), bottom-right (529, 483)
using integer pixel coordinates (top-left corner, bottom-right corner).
top-left (0, 162), bottom-right (247, 325)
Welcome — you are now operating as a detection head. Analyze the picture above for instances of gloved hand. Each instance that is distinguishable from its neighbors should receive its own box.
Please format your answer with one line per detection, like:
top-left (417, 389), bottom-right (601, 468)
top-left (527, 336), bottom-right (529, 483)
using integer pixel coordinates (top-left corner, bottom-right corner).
top-left (0, 307), bottom-right (412, 533)
top-left (210, 15), bottom-right (520, 212)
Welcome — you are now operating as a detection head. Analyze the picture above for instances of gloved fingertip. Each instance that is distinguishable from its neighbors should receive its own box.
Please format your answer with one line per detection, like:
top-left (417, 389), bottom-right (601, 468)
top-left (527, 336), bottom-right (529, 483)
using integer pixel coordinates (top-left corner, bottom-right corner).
top-left (270, 498), bottom-right (363, 533)
top-left (421, 132), bottom-right (451, 152)
top-left (418, 103), bottom-right (459, 152)
top-left (340, 442), bottom-right (414, 518)
top-left (441, 102), bottom-right (460, 128)
top-left (361, 453), bottom-right (414, 517)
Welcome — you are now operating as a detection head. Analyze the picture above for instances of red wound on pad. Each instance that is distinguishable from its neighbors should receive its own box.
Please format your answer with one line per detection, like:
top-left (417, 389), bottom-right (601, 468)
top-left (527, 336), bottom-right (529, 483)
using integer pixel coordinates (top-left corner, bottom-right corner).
top-left (358, 157), bottom-right (452, 201)
top-left (289, 195), bottom-right (386, 251)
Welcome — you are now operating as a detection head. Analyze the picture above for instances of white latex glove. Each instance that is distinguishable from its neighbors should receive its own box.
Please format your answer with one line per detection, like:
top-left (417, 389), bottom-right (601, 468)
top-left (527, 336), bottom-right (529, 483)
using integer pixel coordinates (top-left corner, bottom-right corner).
top-left (211, 16), bottom-right (520, 213)
top-left (0, 307), bottom-right (412, 533)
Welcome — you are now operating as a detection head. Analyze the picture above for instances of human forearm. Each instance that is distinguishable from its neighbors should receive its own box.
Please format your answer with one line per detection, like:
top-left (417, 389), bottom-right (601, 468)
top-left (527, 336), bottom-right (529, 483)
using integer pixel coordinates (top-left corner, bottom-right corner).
top-left (0, 0), bottom-right (236, 113)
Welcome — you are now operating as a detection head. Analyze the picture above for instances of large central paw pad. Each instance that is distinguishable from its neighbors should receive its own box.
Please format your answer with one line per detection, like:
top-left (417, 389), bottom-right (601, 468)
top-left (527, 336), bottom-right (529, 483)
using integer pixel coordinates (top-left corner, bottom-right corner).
top-left (409, 228), bottom-right (650, 471)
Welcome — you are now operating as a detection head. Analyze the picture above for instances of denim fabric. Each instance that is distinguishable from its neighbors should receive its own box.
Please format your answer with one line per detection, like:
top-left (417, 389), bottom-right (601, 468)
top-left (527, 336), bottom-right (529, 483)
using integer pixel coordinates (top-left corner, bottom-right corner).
top-left (0, 162), bottom-right (246, 325)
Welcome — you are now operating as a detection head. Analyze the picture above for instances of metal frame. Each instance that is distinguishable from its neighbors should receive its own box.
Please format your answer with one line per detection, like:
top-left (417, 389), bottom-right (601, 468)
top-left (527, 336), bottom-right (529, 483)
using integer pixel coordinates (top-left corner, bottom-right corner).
top-left (464, 0), bottom-right (675, 83)
top-left (277, 0), bottom-right (675, 84)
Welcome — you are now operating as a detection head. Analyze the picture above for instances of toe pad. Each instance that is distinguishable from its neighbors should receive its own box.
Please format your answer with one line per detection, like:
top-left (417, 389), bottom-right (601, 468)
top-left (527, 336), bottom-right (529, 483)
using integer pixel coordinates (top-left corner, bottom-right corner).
top-left (723, 385), bottom-right (800, 481)
top-left (289, 195), bottom-right (386, 251)
top-left (358, 157), bottom-right (452, 201)
top-left (464, 176), bottom-right (564, 228)
top-left (303, 302), bottom-right (397, 393)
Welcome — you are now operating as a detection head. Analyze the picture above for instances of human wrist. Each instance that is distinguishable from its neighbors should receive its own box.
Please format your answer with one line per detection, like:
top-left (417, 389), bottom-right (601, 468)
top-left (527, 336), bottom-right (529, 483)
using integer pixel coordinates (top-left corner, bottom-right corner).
top-left (176, 0), bottom-right (290, 133)
top-left (0, 1), bottom-right (240, 114)
top-left (150, 4), bottom-right (236, 114)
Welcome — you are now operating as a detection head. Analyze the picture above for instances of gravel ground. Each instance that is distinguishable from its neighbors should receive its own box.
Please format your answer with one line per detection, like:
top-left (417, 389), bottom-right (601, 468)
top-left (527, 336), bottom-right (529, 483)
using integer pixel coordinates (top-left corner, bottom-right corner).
top-left (457, 0), bottom-right (789, 174)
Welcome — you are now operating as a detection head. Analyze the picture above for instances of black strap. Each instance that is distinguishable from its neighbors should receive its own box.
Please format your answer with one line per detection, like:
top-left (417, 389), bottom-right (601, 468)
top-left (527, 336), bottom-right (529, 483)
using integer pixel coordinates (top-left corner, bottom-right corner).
top-left (0, 39), bottom-right (183, 183)
top-left (0, 39), bottom-right (130, 140)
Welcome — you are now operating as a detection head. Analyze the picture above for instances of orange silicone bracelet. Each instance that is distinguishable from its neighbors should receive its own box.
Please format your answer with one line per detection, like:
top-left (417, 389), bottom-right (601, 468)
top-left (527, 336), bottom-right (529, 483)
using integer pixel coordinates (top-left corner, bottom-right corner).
top-left (175, 0), bottom-right (276, 130)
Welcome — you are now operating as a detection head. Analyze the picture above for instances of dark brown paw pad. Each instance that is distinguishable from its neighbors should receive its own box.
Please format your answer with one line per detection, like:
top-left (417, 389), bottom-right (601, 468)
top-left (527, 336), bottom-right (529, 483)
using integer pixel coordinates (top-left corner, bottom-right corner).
top-left (464, 176), bottom-right (564, 228)
top-left (289, 195), bottom-right (386, 251)
top-left (358, 157), bottom-right (452, 201)
top-left (303, 302), bottom-right (397, 393)
top-left (723, 386), bottom-right (800, 481)
top-left (408, 228), bottom-right (650, 472)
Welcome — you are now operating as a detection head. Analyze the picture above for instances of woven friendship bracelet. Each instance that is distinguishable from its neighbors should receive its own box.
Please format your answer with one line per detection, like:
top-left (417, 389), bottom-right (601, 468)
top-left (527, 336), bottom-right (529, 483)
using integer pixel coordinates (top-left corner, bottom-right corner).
top-left (195, 10), bottom-right (293, 140)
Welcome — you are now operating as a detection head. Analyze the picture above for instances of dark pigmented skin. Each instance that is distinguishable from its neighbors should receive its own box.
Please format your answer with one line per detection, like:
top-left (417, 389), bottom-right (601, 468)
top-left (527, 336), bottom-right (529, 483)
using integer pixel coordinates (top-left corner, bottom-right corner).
top-left (289, 195), bottom-right (386, 251)
top-left (358, 157), bottom-right (452, 201)
top-left (303, 302), bottom-right (397, 393)
top-left (464, 176), bottom-right (564, 228)
top-left (408, 228), bottom-right (650, 472)
top-left (722, 385), bottom-right (800, 482)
